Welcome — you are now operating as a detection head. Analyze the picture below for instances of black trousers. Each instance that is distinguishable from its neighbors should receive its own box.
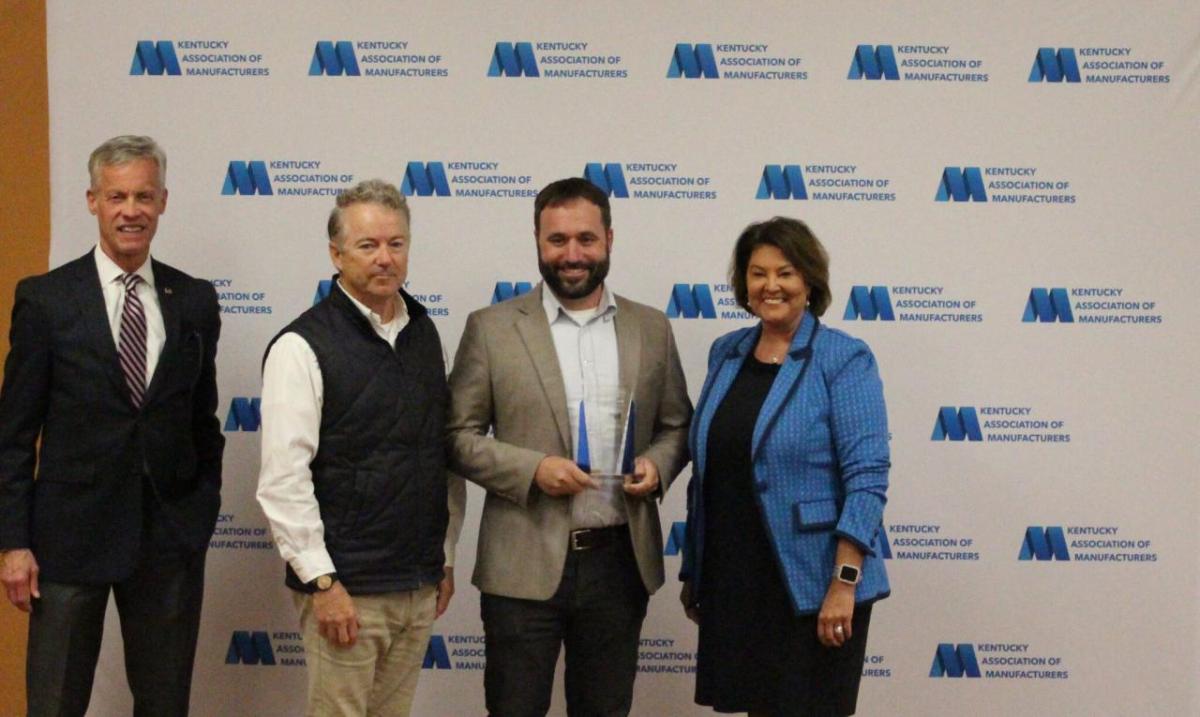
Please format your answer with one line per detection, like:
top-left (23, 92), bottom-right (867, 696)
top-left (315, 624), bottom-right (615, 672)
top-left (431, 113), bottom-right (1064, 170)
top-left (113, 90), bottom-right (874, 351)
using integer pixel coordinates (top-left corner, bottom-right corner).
top-left (26, 549), bottom-right (207, 717)
top-left (481, 526), bottom-right (649, 717)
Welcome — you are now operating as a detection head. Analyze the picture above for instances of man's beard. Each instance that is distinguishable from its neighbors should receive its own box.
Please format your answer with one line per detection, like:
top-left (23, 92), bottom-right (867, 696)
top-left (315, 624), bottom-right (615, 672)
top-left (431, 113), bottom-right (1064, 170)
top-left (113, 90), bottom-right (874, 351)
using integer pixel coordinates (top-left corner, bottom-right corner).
top-left (539, 254), bottom-right (611, 302)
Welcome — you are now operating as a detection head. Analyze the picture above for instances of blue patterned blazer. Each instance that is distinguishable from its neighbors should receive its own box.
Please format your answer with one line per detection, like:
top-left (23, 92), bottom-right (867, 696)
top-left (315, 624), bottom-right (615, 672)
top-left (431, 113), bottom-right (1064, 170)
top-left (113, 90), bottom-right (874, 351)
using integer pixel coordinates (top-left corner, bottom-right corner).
top-left (680, 312), bottom-right (890, 615)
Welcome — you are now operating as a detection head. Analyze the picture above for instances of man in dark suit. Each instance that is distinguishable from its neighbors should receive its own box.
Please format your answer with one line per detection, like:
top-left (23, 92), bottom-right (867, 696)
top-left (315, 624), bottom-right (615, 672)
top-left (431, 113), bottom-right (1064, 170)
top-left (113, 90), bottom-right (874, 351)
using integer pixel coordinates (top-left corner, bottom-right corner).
top-left (0, 135), bottom-right (224, 716)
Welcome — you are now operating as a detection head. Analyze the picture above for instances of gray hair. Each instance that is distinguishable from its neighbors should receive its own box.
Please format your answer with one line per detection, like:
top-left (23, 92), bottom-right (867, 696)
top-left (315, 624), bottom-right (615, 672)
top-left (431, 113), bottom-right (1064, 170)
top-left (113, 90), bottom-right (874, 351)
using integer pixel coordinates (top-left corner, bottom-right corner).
top-left (88, 135), bottom-right (167, 188)
top-left (327, 179), bottom-right (410, 245)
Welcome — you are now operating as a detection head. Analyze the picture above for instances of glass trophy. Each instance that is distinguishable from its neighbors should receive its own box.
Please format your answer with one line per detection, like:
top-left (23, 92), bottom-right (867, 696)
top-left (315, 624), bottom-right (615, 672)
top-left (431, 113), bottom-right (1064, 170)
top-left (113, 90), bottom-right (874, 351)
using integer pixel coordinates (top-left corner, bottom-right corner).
top-left (586, 396), bottom-right (637, 491)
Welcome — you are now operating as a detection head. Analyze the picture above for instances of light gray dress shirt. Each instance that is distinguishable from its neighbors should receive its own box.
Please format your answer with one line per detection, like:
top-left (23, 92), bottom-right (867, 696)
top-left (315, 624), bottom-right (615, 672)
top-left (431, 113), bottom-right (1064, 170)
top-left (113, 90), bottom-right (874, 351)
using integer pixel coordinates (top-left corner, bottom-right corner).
top-left (542, 284), bottom-right (628, 529)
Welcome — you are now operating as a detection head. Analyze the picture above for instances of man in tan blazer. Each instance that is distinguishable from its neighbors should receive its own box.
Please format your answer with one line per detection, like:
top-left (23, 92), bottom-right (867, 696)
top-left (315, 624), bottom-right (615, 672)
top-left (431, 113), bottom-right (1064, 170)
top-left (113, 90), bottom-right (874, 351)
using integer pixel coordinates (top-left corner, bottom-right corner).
top-left (448, 177), bottom-right (691, 716)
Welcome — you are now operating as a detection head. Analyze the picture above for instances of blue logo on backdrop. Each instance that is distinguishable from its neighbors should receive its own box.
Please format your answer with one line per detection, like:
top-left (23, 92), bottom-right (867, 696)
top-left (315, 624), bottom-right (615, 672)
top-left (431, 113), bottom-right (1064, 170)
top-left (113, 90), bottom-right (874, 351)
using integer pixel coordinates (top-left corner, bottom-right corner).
top-left (667, 42), bottom-right (806, 81)
top-left (844, 286), bottom-right (895, 321)
top-left (863, 653), bottom-right (892, 678)
top-left (402, 161), bottom-right (535, 199)
top-left (402, 162), bottom-right (451, 197)
top-left (211, 513), bottom-right (273, 552)
top-left (667, 43), bottom-right (719, 78)
top-left (584, 163), bottom-right (629, 198)
top-left (847, 45), bottom-right (899, 80)
top-left (1022, 525), bottom-right (1157, 563)
top-left (932, 641), bottom-right (1071, 679)
top-left (938, 165), bottom-right (1077, 204)
top-left (884, 524), bottom-right (981, 561)
top-left (131, 41), bottom-right (181, 75)
top-left (1035, 47), bottom-right (1171, 84)
top-left (935, 167), bottom-right (987, 202)
top-left (666, 284), bottom-right (717, 319)
top-left (1019, 526), bottom-right (1071, 561)
top-left (1029, 48), bottom-right (1080, 82)
top-left (843, 285), bottom-right (982, 323)
top-left (930, 644), bottom-right (981, 678)
top-left (583, 163), bottom-right (715, 200)
top-left (309, 40), bottom-right (447, 78)
top-left (666, 283), bottom-right (752, 320)
top-left (224, 398), bottom-right (261, 432)
top-left (934, 405), bottom-right (1070, 443)
top-left (423, 636), bottom-right (451, 669)
top-left (313, 280), bottom-right (333, 305)
top-left (758, 163), bottom-right (896, 202)
top-left (1022, 287), bottom-right (1162, 324)
top-left (931, 407), bottom-right (983, 442)
top-left (406, 282), bottom-right (451, 318)
top-left (431, 634), bottom-right (487, 669)
top-left (491, 281), bottom-right (533, 304)
top-left (222, 160), bottom-right (351, 197)
top-left (1023, 288), bottom-right (1074, 323)
top-left (756, 165), bottom-right (807, 199)
top-left (487, 40), bottom-right (627, 79)
top-left (226, 631), bottom-right (275, 665)
top-left (850, 44), bottom-right (987, 82)
top-left (488, 42), bottom-right (540, 77)
top-left (131, 39), bottom-right (269, 77)
top-left (310, 41), bottom-right (360, 75)
top-left (222, 161), bottom-right (273, 196)
top-left (638, 635), bottom-right (696, 674)
top-left (664, 522), bottom-right (687, 556)
top-left (211, 278), bottom-right (273, 317)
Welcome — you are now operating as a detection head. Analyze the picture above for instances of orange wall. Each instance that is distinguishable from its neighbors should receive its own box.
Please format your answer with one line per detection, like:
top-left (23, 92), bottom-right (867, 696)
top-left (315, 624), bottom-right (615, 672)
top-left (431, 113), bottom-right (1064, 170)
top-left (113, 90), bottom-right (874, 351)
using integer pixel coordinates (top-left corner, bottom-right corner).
top-left (0, 1), bottom-right (50, 711)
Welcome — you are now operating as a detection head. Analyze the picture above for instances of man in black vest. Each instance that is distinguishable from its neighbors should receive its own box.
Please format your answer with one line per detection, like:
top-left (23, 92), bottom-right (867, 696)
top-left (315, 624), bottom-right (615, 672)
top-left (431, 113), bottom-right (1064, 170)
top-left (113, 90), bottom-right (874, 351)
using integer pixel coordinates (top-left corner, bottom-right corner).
top-left (0, 135), bottom-right (224, 715)
top-left (257, 179), bottom-right (462, 717)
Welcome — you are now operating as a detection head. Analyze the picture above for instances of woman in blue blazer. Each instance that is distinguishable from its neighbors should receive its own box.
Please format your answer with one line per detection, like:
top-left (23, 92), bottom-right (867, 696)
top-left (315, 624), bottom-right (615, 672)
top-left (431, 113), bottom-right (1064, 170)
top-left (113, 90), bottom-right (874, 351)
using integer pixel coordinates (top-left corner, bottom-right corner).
top-left (680, 217), bottom-right (890, 716)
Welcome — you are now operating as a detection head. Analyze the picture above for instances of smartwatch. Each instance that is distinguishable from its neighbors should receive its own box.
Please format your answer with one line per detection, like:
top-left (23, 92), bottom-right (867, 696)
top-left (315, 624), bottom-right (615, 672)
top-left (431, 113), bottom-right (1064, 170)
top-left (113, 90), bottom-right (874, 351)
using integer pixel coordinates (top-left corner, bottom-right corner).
top-left (834, 563), bottom-right (862, 585)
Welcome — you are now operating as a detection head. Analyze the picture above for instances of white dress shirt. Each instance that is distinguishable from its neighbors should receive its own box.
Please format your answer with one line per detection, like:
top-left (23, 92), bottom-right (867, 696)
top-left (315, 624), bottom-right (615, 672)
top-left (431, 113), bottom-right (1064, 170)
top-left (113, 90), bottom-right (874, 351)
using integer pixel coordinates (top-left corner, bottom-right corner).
top-left (542, 284), bottom-right (627, 529)
top-left (257, 282), bottom-right (465, 583)
top-left (94, 246), bottom-right (165, 387)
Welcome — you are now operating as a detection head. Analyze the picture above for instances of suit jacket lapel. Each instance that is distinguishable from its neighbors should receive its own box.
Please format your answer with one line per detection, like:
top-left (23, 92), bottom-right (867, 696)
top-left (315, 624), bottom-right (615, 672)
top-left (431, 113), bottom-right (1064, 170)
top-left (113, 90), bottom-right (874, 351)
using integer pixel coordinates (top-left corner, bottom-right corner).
top-left (71, 254), bottom-right (128, 398)
top-left (694, 328), bottom-right (754, 481)
top-left (143, 260), bottom-right (180, 406)
top-left (613, 296), bottom-right (641, 445)
top-left (752, 312), bottom-right (818, 461)
top-left (514, 287), bottom-right (572, 452)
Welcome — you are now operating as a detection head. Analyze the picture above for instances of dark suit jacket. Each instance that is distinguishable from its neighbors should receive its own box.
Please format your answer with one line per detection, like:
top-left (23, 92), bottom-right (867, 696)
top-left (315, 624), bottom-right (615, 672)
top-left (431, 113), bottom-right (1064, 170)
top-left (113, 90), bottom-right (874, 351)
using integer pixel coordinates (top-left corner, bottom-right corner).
top-left (0, 251), bottom-right (224, 584)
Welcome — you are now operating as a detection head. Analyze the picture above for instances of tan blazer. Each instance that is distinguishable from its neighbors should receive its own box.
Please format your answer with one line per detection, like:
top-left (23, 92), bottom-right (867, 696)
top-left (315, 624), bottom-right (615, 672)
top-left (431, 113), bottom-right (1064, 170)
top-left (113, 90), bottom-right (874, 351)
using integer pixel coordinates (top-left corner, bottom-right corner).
top-left (448, 284), bottom-right (692, 600)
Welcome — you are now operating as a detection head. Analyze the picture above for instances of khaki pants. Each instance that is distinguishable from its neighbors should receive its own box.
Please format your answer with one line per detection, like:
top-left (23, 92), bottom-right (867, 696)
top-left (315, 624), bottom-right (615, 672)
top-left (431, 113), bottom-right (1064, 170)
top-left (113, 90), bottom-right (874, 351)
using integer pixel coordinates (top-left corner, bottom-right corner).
top-left (295, 585), bottom-right (437, 717)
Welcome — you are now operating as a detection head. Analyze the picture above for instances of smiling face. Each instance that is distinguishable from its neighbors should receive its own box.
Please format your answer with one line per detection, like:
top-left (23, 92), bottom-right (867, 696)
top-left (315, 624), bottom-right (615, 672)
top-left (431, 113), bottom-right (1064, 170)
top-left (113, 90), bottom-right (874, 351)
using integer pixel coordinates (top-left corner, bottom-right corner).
top-left (87, 159), bottom-right (167, 272)
top-left (328, 201), bottom-right (409, 316)
top-left (746, 243), bottom-right (809, 333)
top-left (536, 197), bottom-right (613, 309)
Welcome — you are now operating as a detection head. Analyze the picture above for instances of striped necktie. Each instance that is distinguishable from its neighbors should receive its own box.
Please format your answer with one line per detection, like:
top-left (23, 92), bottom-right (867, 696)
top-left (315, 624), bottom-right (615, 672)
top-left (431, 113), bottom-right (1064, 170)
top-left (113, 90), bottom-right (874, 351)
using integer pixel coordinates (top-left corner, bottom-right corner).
top-left (118, 273), bottom-right (148, 407)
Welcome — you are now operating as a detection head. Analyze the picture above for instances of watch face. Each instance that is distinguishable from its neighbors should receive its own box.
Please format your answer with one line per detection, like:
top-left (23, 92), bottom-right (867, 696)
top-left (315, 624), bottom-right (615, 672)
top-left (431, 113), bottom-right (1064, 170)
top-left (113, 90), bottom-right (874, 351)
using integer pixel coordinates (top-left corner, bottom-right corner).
top-left (838, 565), bottom-right (860, 582)
top-left (316, 575), bottom-right (333, 590)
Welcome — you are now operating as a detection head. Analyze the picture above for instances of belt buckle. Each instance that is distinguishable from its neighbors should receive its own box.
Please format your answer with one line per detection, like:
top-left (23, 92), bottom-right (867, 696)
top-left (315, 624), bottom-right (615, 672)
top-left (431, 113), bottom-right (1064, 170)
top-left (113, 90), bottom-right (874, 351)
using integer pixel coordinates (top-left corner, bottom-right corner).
top-left (571, 529), bottom-right (593, 551)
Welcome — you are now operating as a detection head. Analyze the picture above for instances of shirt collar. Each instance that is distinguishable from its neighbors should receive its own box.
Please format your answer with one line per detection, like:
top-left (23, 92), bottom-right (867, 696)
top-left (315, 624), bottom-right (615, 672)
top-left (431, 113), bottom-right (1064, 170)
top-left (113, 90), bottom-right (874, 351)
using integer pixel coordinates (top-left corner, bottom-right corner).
top-left (336, 279), bottom-right (408, 330)
top-left (541, 282), bottom-right (617, 325)
top-left (94, 245), bottom-right (154, 289)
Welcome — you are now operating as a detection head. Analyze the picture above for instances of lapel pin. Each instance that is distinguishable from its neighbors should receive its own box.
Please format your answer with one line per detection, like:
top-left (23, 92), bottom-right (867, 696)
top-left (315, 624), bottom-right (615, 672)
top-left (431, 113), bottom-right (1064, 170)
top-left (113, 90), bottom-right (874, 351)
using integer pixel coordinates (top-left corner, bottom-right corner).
top-left (164, 287), bottom-right (173, 295)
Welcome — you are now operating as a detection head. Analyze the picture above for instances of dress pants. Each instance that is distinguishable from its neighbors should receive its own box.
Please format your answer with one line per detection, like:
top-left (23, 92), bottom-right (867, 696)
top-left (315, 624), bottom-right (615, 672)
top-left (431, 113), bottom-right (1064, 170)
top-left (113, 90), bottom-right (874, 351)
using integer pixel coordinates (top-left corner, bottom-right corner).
top-left (26, 550), bottom-right (206, 717)
top-left (481, 525), bottom-right (650, 717)
top-left (295, 584), bottom-right (438, 717)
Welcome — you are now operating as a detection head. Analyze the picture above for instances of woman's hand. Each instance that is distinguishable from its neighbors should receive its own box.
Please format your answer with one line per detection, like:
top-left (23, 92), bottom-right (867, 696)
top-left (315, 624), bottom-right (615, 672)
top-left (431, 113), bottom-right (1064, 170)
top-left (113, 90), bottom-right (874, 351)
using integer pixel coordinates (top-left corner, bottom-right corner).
top-left (817, 580), bottom-right (856, 647)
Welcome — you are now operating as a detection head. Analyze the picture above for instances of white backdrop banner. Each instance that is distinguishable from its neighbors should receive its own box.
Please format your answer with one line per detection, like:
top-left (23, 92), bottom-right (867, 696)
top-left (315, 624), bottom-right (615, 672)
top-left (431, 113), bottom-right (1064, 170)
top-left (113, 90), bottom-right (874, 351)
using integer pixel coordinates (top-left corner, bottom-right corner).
top-left (44, 1), bottom-right (1199, 715)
